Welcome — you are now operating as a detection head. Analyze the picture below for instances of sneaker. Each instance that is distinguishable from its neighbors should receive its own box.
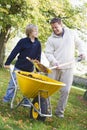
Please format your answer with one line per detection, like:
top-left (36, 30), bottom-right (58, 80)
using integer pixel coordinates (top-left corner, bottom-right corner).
top-left (55, 113), bottom-right (64, 118)
top-left (22, 98), bottom-right (31, 107)
top-left (3, 97), bottom-right (10, 103)
top-left (57, 114), bottom-right (64, 118)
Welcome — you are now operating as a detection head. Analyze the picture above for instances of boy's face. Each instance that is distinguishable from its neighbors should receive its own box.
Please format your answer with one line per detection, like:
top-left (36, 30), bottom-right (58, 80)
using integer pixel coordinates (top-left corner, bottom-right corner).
top-left (51, 22), bottom-right (63, 35)
top-left (31, 28), bottom-right (38, 38)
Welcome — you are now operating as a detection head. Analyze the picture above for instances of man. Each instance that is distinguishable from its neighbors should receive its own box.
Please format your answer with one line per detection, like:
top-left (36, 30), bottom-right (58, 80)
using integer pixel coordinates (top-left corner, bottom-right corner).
top-left (45, 18), bottom-right (85, 118)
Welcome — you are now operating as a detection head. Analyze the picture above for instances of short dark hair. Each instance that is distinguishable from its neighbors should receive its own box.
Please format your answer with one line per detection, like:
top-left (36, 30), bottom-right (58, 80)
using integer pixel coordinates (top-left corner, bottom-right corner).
top-left (50, 18), bottom-right (62, 24)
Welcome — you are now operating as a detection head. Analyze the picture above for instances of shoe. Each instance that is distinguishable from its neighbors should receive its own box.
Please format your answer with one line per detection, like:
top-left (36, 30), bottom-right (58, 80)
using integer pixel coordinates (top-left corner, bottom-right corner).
top-left (55, 113), bottom-right (64, 118)
top-left (3, 97), bottom-right (10, 103)
top-left (57, 114), bottom-right (64, 118)
top-left (22, 98), bottom-right (31, 107)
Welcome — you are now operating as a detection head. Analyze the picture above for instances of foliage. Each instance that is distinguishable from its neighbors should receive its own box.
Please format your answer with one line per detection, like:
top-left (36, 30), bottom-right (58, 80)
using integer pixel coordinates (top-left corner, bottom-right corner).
top-left (0, 0), bottom-right (87, 43)
top-left (0, 0), bottom-right (28, 29)
top-left (0, 68), bottom-right (87, 130)
top-left (0, 0), bottom-right (87, 66)
top-left (0, 0), bottom-right (29, 66)
top-left (25, 0), bottom-right (87, 44)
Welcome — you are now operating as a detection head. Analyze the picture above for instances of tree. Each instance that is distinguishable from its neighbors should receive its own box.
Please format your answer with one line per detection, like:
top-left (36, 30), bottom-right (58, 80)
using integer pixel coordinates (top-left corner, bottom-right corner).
top-left (0, 0), bottom-right (87, 67)
top-left (0, 0), bottom-right (28, 67)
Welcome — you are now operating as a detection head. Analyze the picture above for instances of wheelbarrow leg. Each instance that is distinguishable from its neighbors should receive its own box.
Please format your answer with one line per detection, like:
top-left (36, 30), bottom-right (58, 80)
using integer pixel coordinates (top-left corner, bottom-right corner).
top-left (46, 97), bottom-right (52, 115)
top-left (10, 85), bottom-right (18, 109)
top-left (10, 65), bottom-right (18, 109)
top-left (16, 97), bottom-right (31, 109)
top-left (38, 90), bottom-right (52, 116)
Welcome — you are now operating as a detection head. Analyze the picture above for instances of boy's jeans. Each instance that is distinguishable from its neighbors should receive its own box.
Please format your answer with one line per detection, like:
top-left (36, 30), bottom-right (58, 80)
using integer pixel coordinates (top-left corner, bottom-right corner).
top-left (3, 67), bottom-right (29, 104)
top-left (3, 67), bottom-right (18, 101)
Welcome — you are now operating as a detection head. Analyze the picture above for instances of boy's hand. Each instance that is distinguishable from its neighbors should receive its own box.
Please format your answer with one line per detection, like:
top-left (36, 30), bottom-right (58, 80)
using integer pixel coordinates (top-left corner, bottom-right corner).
top-left (4, 65), bottom-right (10, 69)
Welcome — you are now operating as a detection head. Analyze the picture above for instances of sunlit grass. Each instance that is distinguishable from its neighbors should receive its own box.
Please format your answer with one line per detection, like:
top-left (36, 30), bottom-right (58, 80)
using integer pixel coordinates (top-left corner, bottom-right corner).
top-left (0, 68), bottom-right (87, 130)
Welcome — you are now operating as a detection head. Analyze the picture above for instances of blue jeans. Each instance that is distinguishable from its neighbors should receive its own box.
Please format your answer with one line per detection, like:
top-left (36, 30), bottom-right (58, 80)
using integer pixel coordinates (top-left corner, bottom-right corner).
top-left (3, 67), bottom-right (18, 101)
top-left (3, 67), bottom-right (29, 104)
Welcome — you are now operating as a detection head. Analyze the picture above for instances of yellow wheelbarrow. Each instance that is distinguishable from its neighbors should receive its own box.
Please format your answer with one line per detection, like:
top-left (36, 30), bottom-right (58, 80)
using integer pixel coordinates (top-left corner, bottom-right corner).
top-left (13, 70), bottom-right (65, 121)
top-left (9, 59), bottom-right (65, 121)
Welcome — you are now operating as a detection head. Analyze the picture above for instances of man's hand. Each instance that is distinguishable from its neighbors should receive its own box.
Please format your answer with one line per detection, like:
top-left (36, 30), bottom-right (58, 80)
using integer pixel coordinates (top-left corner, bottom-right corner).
top-left (79, 54), bottom-right (85, 60)
top-left (77, 54), bottom-right (85, 62)
top-left (54, 62), bottom-right (60, 69)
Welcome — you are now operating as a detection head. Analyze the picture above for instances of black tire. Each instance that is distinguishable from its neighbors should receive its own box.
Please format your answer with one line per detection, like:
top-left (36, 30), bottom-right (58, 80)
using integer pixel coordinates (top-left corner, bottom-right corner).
top-left (30, 96), bottom-right (47, 121)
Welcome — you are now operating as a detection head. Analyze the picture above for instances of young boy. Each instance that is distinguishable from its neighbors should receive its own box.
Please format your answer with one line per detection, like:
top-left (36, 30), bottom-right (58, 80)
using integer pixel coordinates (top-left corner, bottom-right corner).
top-left (3, 24), bottom-right (41, 103)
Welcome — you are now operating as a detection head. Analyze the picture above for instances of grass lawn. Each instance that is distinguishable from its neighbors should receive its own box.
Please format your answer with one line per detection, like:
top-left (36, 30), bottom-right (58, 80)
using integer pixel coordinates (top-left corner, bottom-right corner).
top-left (0, 68), bottom-right (87, 130)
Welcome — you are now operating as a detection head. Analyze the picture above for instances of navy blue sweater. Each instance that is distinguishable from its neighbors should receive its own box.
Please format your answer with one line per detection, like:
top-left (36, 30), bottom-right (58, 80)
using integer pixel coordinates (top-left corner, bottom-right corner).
top-left (5, 37), bottom-right (41, 72)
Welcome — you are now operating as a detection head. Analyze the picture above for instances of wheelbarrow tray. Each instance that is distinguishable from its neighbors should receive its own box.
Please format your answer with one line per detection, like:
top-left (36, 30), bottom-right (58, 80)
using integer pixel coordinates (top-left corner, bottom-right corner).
top-left (15, 71), bottom-right (65, 99)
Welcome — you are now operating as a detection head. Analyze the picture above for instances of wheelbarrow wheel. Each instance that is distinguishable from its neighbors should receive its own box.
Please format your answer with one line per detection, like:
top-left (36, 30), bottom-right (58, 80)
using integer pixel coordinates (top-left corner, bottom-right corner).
top-left (30, 96), bottom-right (47, 121)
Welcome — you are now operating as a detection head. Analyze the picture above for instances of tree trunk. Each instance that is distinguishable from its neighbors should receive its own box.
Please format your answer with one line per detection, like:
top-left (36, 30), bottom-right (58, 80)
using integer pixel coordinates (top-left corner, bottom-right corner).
top-left (0, 40), bottom-right (5, 67)
top-left (0, 25), bottom-right (11, 67)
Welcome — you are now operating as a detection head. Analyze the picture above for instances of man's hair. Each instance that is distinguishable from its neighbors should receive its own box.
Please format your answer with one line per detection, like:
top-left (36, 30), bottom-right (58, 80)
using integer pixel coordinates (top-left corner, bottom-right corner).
top-left (50, 18), bottom-right (62, 24)
top-left (25, 24), bottom-right (38, 37)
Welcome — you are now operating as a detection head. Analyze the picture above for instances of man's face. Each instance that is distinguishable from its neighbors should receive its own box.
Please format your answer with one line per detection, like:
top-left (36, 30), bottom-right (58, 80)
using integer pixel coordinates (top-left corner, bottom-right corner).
top-left (51, 22), bottom-right (63, 35)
